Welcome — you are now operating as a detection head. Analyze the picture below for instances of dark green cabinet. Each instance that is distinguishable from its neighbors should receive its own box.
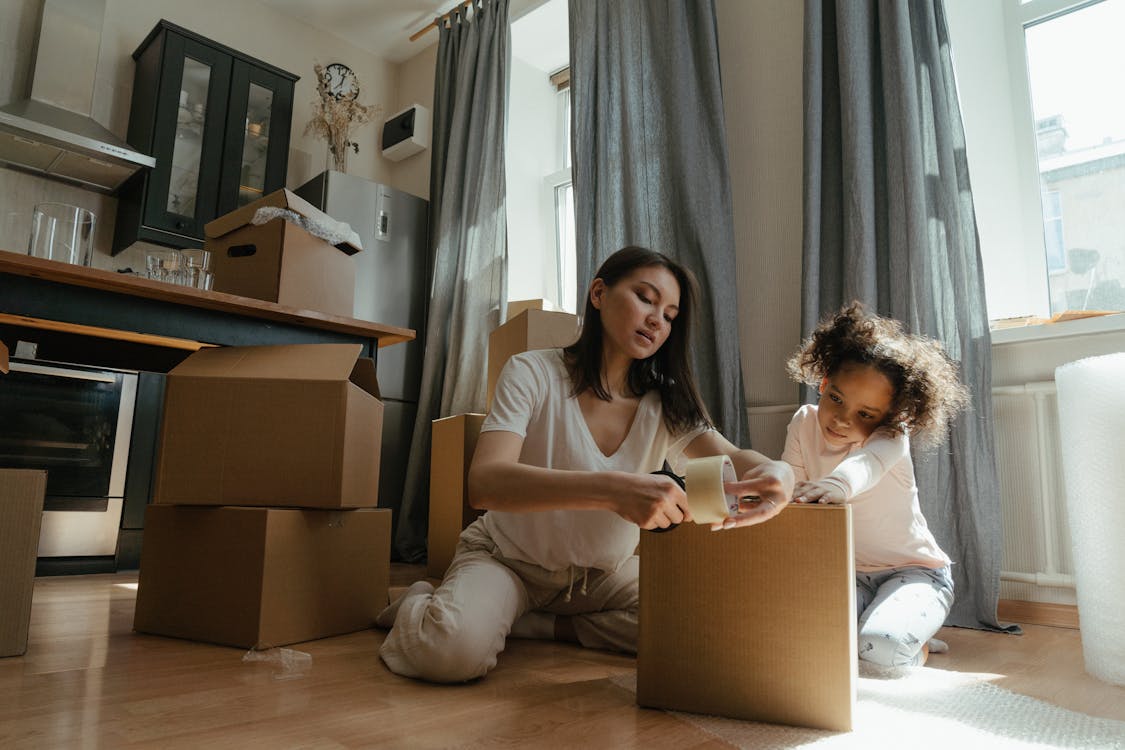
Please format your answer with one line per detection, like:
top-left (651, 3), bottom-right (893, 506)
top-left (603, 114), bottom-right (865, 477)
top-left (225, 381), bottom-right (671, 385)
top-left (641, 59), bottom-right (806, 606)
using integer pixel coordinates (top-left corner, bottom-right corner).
top-left (113, 20), bottom-right (298, 254)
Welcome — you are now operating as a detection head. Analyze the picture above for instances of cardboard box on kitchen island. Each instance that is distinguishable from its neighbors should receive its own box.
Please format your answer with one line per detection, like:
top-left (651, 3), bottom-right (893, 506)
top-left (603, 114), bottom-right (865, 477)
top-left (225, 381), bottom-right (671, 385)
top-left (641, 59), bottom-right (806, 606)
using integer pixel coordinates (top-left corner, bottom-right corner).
top-left (154, 343), bottom-right (382, 509)
top-left (205, 188), bottom-right (362, 317)
top-left (134, 505), bottom-right (391, 649)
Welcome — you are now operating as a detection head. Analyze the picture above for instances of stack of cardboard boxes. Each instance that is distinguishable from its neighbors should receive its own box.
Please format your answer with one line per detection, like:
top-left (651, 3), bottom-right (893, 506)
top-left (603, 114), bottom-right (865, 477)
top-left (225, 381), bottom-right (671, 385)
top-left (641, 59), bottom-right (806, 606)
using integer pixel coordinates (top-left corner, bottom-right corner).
top-left (425, 301), bottom-right (580, 578)
top-left (133, 343), bottom-right (392, 650)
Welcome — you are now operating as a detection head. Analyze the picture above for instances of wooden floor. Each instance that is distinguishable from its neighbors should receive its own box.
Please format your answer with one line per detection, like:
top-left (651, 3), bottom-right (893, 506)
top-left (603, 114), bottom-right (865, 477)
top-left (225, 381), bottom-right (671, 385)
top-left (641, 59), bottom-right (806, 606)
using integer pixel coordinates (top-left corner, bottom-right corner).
top-left (1, 566), bottom-right (1122, 749)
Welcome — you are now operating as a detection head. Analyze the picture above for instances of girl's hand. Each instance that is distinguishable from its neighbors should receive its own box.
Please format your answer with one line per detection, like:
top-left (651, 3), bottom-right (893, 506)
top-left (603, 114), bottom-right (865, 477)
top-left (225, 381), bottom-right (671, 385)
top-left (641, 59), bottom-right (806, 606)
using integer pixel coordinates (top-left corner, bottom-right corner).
top-left (713, 459), bottom-right (794, 530)
top-left (612, 472), bottom-right (692, 530)
top-left (793, 480), bottom-right (846, 505)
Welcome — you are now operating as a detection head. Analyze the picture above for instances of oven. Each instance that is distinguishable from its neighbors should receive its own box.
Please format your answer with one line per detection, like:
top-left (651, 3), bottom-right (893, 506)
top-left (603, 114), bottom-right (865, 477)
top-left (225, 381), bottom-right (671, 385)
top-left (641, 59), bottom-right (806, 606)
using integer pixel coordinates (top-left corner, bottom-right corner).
top-left (0, 359), bottom-right (137, 559)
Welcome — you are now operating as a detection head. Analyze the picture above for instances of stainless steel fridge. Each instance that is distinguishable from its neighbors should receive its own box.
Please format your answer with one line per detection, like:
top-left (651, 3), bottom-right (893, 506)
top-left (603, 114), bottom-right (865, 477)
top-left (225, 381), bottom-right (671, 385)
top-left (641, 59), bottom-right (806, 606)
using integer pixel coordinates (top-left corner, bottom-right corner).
top-left (295, 170), bottom-right (428, 536)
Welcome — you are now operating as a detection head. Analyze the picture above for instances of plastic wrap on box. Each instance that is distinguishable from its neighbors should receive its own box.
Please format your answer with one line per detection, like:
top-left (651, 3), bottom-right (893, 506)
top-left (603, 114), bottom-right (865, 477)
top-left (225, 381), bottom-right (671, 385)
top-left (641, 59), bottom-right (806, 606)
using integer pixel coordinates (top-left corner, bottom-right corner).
top-left (1055, 353), bottom-right (1125, 686)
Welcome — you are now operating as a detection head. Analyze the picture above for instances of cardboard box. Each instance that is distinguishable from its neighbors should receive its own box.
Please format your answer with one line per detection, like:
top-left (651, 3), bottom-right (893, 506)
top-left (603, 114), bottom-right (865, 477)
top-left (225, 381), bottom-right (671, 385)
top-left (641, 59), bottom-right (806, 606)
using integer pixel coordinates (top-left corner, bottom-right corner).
top-left (205, 188), bottom-right (362, 317)
top-left (505, 298), bottom-right (556, 322)
top-left (0, 469), bottom-right (46, 657)
top-left (0, 340), bottom-right (8, 373)
top-left (487, 309), bottom-right (579, 407)
top-left (427, 413), bottom-right (486, 578)
top-left (154, 343), bottom-right (383, 509)
top-left (134, 505), bottom-right (391, 649)
top-left (638, 505), bottom-right (856, 731)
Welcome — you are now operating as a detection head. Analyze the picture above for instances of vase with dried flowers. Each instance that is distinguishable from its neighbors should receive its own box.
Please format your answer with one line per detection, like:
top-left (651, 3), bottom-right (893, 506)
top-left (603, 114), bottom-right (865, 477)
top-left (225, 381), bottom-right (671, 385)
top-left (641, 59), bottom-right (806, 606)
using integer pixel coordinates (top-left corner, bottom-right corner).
top-left (304, 62), bottom-right (381, 173)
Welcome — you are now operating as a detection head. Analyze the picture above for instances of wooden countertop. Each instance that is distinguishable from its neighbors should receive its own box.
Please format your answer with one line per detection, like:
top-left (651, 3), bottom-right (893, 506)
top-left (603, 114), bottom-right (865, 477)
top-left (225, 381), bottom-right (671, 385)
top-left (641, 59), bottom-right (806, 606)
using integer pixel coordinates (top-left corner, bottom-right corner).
top-left (0, 251), bottom-right (415, 347)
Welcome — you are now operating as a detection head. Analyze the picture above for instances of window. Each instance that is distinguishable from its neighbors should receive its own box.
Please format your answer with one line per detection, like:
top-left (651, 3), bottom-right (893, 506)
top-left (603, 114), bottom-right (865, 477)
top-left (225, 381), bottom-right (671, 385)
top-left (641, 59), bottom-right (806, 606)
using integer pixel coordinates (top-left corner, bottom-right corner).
top-left (948, 0), bottom-right (1125, 321)
top-left (549, 83), bottom-right (577, 312)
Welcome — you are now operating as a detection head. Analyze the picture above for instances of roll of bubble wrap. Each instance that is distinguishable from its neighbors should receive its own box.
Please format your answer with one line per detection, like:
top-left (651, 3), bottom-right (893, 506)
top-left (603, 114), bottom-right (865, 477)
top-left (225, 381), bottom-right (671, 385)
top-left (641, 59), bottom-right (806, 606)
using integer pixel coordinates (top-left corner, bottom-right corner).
top-left (1055, 353), bottom-right (1125, 686)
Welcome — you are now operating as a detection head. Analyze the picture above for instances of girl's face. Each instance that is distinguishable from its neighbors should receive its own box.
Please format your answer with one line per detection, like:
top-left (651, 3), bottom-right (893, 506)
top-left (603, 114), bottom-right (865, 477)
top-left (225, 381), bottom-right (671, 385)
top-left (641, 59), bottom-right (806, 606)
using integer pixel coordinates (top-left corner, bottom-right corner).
top-left (817, 363), bottom-right (895, 447)
top-left (590, 265), bottom-right (681, 361)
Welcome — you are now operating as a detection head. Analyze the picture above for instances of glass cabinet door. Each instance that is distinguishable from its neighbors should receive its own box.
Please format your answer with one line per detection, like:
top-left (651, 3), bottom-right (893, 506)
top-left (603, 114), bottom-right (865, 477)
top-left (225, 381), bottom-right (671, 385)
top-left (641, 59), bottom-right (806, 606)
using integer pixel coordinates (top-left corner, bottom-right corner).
top-left (144, 34), bottom-right (231, 241)
top-left (219, 61), bottom-right (294, 213)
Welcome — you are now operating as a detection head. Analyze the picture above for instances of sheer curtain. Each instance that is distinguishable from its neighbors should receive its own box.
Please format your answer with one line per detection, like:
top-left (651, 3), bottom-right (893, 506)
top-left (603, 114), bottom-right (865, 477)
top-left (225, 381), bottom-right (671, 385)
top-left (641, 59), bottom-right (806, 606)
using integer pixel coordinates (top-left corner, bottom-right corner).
top-left (568, 0), bottom-right (748, 446)
top-left (803, 0), bottom-right (1013, 630)
top-left (395, 0), bottom-right (510, 562)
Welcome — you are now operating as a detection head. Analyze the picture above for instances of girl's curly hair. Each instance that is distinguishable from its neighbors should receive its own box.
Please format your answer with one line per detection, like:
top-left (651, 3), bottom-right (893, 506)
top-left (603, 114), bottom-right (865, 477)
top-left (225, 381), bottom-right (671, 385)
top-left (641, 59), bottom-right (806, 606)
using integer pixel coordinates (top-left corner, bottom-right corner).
top-left (787, 302), bottom-right (970, 450)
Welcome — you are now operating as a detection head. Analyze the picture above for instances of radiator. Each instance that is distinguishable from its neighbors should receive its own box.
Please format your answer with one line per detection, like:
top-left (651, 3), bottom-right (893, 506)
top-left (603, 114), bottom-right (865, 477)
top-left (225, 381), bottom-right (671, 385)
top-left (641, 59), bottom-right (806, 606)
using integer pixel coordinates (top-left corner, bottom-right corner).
top-left (992, 382), bottom-right (1077, 605)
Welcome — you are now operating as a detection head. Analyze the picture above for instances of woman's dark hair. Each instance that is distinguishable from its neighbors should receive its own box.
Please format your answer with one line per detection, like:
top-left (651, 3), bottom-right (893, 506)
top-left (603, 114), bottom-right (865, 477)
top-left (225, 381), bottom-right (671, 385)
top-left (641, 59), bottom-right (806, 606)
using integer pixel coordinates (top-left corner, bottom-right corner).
top-left (562, 246), bottom-right (711, 434)
top-left (786, 301), bottom-right (970, 450)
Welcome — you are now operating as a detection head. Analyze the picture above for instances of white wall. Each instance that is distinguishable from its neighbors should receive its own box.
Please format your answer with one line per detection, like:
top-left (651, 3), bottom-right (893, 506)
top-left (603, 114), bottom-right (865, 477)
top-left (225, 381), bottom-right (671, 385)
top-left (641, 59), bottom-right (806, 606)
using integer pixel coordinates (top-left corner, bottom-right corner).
top-left (715, 0), bottom-right (805, 458)
top-left (504, 55), bottom-right (559, 305)
top-left (0, 0), bottom-right (432, 272)
top-left (388, 43), bottom-right (436, 201)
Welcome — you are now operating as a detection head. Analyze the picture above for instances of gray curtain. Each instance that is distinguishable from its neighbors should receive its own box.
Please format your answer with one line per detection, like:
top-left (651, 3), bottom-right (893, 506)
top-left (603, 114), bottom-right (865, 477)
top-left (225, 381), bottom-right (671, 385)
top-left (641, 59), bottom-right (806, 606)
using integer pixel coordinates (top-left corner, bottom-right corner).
top-left (395, 0), bottom-right (510, 562)
top-left (569, 0), bottom-right (748, 446)
top-left (804, 0), bottom-right (1014, 631)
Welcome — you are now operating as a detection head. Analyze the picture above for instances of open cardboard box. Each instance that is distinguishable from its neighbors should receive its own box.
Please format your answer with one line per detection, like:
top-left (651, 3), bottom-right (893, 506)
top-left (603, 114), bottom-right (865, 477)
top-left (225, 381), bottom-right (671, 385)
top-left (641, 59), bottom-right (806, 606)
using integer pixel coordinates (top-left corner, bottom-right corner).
top-left (427, 413), bottom-right (486, 578)
top-left (0, 469), bottom-right (46, 657)
top-left (154, 343), bottom-right (382, 509)
top-left (638, 504), bottom-right (856, 731)
top-left (134, 505), bottom-right (391, 649)
top-left (487, 309), bottom-right (579, 407)
top-left (205, 188), bottom-right (362, 317)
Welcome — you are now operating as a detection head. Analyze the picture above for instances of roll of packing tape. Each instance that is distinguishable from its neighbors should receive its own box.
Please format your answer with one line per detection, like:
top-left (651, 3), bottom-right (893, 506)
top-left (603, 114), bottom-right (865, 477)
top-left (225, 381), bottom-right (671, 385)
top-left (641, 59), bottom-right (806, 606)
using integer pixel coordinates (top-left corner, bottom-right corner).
top-left (684, 455), bottom-right (739, 524)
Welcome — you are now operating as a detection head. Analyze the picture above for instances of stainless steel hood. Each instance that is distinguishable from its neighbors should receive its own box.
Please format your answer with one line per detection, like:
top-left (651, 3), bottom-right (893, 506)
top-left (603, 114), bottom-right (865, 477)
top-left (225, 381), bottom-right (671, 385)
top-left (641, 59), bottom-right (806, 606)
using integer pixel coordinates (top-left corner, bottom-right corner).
top-left (0, 0), bottom-right (154, 193)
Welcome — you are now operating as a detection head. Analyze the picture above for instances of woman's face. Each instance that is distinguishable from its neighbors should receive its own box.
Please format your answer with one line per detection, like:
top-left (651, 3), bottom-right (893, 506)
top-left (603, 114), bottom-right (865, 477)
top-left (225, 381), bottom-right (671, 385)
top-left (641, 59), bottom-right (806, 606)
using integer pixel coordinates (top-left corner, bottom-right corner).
top-left (590, 265), bottom-right (681, 361)
top-left (816, 362), bottom-right (894, 447)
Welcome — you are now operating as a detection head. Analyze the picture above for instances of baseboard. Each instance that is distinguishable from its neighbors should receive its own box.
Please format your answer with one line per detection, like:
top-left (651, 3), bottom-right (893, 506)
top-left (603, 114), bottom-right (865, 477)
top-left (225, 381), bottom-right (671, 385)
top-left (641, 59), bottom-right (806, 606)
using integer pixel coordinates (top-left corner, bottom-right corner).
top-left (998, 599), bottom-right (1080, 629)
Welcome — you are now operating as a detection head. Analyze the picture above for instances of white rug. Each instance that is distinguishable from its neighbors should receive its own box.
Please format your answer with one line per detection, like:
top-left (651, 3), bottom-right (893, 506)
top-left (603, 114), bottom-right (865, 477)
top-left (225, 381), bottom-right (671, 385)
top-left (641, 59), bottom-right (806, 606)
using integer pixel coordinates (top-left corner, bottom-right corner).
top-left (611, 664), bottom-right (1125, 749)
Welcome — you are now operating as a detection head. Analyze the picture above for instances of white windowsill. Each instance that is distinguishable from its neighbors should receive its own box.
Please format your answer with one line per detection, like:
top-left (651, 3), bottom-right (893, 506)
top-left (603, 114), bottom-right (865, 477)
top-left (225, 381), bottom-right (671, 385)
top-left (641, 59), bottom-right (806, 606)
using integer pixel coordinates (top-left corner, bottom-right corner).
top-left (990, 312), bottom-right (1125, 345)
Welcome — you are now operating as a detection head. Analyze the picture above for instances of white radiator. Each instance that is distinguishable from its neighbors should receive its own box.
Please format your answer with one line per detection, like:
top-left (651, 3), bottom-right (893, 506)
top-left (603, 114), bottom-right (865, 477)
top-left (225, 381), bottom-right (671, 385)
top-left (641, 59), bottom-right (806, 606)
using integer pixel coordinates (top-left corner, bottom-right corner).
top-left (992, 382), bottom-right (1077, 605)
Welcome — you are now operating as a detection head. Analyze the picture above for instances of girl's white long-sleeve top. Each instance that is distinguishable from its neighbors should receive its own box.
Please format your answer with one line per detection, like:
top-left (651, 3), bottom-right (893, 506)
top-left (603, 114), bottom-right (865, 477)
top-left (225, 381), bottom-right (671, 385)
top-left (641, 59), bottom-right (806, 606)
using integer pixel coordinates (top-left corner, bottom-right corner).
top-left (782, 405), bottom-right (951, 573)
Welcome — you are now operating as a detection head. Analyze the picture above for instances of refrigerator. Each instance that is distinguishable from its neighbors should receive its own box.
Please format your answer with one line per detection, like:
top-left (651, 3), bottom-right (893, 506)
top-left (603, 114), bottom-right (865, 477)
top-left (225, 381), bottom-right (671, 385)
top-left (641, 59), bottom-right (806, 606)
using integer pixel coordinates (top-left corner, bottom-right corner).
top-left (295, 170), bottom-right (428, 533)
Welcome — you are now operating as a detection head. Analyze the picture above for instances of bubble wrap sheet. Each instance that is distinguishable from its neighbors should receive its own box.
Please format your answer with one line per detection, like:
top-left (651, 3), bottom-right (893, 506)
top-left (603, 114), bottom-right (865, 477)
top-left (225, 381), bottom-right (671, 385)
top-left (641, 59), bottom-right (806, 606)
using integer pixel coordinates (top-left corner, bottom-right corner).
top-left (1055, 352), bottom-right (1125, 686)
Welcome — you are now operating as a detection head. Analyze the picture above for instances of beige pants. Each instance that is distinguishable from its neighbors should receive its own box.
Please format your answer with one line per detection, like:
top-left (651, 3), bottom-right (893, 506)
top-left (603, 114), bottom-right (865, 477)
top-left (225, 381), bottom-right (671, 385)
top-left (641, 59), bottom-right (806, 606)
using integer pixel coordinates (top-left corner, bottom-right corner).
top-left (379, 518), bottom-right (639, 683)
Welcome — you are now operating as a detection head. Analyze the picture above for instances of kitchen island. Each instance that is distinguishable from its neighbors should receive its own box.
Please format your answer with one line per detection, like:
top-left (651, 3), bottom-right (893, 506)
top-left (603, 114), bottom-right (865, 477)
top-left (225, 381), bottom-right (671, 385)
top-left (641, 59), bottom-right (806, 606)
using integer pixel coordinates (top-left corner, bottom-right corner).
top-left (0, 250), bottom-right (414, 364)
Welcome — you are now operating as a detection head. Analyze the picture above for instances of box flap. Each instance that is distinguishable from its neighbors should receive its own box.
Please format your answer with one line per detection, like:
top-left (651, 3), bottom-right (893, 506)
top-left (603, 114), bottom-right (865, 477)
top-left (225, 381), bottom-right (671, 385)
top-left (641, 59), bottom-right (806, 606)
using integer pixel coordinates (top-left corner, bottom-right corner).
top-left (203, 188), bottom-right (363, 255)
top-left (349, 357), bottom-right (381, 398)
top-left (168, 344), bottom-right (365, 382)
top-left (0, 341), bottom-right (7, 374)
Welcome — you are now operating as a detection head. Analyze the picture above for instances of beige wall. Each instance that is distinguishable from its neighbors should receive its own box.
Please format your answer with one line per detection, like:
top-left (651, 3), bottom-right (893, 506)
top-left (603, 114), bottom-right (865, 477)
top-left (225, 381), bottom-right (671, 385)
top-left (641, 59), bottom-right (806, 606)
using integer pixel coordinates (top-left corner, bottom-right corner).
top-left (0, 0), bottom-right (435, 270)
top-left (715, 0), bottom-right (805, 457)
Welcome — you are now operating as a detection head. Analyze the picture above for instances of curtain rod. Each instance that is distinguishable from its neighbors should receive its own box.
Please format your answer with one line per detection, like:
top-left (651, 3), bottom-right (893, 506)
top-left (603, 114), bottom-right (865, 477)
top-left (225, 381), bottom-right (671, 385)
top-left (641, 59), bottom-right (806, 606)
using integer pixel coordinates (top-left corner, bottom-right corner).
top-left (409, 0), bottom-right (474, 42)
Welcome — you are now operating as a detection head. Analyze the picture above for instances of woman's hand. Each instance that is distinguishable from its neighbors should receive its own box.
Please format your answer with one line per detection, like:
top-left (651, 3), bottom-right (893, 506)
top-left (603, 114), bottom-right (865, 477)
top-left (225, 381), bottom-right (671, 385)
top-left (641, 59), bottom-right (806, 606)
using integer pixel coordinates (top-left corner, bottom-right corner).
top-left (611, 472), bottom-right (692, 530)
top-left (712, 459), bottom-right (795, 530)
top-left (792, 480), bottom-right (846, 505)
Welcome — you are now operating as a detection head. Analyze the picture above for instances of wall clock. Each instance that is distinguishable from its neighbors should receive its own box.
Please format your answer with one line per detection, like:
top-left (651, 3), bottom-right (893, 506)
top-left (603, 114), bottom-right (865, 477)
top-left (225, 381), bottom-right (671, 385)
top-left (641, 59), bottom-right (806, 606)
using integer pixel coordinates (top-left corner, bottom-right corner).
top-left (324, 63), bottom-right (359, 101)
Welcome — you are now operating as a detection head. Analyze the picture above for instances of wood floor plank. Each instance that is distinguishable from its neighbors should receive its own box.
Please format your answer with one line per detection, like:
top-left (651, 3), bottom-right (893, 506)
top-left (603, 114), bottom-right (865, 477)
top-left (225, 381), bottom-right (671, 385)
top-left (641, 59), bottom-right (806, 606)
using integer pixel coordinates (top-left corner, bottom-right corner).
top-left (1, 568), bottom-right (1122, 750)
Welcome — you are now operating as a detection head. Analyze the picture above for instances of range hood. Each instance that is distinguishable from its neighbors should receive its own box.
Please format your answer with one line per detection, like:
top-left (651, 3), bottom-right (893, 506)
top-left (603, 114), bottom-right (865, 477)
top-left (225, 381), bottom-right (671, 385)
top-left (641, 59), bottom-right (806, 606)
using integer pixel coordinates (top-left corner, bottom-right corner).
top-left (0, 0), bottom-right (154, 193)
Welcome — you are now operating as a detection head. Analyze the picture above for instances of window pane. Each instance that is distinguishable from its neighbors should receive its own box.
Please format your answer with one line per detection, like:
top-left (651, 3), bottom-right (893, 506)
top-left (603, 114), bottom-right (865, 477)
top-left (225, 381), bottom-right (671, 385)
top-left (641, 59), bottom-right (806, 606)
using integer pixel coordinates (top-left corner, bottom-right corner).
top-left (555, 182), bottom-right (577, 313)
top-left (1025, 0), bottom-right (1125, 313)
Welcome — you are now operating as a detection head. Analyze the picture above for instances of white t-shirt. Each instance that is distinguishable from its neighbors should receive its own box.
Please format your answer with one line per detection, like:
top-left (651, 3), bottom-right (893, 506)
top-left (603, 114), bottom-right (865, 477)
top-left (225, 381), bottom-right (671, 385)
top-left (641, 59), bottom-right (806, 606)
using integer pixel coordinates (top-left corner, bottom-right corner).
top-left (781, 404), bottom-right (951, 572)
top-left (480, 349), bottom-right (711, 572)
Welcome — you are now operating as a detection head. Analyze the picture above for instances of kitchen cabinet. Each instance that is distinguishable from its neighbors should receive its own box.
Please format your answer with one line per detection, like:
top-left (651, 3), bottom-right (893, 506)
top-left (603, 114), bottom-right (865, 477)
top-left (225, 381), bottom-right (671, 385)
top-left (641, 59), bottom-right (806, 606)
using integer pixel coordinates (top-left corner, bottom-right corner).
top-left (112, 20), bottom-right (298, 254)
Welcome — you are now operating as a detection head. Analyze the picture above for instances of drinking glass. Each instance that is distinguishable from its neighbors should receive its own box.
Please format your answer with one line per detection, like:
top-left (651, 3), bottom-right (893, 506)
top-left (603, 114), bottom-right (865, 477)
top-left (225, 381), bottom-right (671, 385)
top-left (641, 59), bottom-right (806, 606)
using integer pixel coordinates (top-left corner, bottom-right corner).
top-left (28, 203), bottom-right (97, 266)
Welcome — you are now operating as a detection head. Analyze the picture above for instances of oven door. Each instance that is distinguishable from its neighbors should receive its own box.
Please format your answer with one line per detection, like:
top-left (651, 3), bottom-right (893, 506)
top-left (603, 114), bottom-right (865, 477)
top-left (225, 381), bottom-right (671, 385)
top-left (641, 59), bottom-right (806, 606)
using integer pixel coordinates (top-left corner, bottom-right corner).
top-left (0, 360), bottom-right (137, 557)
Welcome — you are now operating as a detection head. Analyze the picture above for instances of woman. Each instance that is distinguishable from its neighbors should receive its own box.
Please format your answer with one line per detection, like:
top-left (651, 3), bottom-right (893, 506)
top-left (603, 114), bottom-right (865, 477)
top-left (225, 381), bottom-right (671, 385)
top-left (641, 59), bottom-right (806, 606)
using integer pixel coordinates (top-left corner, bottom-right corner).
top-left (378, 246), bottom-right (794, 683)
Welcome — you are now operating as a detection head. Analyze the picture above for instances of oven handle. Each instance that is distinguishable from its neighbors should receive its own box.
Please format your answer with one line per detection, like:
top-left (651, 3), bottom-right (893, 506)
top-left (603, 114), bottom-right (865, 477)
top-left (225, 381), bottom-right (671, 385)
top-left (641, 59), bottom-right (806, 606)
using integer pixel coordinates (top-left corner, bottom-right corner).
top-left (8, 362), bottom-right (118, 383)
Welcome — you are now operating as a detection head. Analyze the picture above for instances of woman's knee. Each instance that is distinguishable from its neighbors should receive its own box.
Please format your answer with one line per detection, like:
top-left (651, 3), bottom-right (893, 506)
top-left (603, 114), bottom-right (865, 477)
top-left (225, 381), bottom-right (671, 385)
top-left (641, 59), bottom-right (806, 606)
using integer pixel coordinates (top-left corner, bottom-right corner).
top-left (382, 597), bottom-right (510, 683)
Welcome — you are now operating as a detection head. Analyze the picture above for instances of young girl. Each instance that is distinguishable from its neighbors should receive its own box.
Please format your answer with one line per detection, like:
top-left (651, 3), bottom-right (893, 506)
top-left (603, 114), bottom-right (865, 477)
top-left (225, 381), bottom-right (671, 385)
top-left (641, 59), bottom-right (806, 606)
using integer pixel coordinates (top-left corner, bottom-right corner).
top-left (378, 246), bottom-right (795, 683)
top-left (783, 302), bottom-right (970, 667)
